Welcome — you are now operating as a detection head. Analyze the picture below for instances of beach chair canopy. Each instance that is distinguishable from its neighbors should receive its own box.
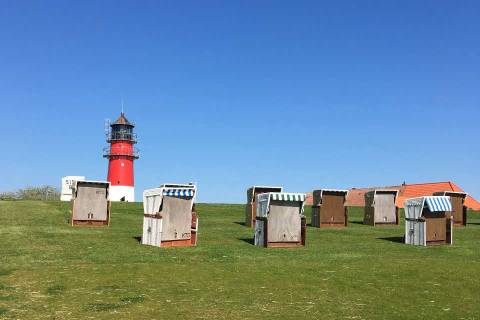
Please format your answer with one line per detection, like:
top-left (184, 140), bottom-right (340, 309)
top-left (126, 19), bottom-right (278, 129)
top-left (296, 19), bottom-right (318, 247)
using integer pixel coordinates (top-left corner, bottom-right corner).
top-left (404, 196), bottom-right (452, 219)
top-left (312, 189), bottom-right (348, 205)
top-left (257, 192), bottom-right (306, 218)
top-left (247, 186), bottom-right (283, 203)
top-left (73, 180), bottom-right (110, 197)
top-left (143, 183), bottom-right (196, 214)
top-left (366, 189), bottom-right (398, 203)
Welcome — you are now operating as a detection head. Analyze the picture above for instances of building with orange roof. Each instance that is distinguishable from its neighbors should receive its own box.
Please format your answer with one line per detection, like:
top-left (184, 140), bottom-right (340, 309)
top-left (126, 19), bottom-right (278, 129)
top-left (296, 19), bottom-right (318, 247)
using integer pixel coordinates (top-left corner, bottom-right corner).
top-left (305, 181), bottom-right (480, 211)
top-left (395, 181), bottom-right (480, 211)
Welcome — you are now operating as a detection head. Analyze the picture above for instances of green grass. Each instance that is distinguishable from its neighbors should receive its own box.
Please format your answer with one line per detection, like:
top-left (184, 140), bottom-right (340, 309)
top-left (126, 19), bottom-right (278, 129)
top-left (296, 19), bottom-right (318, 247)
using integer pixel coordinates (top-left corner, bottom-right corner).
top-left (0, 200), bottom-right (479, 319)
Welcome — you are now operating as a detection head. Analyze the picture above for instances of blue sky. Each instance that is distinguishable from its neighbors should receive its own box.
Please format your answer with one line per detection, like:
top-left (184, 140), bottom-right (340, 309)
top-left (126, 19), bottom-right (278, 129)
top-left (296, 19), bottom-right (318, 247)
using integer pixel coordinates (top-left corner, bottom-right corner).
top-left (0, 1), bottom-right (479, 203)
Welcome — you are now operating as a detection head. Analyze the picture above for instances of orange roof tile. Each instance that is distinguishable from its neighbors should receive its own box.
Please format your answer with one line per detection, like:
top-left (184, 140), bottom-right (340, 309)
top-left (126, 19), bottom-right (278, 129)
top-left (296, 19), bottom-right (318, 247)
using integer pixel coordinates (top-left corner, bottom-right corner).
top-left (393, 181), bottom-right (480, 210)
top-left (346, 188), bottom-right (375, 207)
top-left (397, 182), bottom-right (455, 207)
top-left (465, 196), bottom-right (480, 211)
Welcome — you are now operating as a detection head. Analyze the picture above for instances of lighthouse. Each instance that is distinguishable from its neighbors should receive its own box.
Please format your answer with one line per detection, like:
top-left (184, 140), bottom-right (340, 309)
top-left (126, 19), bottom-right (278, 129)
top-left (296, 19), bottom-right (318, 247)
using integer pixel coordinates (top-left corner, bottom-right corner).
top-left (103, 112), bottom-right (139, 202)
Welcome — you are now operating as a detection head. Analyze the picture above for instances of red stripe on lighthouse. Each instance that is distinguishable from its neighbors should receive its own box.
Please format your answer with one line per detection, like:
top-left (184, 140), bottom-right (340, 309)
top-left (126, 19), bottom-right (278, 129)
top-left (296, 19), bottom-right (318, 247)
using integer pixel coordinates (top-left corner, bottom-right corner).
top-left (107, 141), bottom-right (135, 186)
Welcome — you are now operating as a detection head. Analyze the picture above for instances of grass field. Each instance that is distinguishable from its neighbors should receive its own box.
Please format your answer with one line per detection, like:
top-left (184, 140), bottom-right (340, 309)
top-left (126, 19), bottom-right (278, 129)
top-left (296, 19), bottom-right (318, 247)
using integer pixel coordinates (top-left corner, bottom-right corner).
top-left (0, 200), bottom-right (479, 319)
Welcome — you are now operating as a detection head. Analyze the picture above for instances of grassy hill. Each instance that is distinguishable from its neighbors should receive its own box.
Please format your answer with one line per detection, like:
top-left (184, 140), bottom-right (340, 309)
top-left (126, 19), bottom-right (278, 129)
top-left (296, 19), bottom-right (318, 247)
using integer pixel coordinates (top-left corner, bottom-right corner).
top-left (0, 201), bottom-right (479, 319)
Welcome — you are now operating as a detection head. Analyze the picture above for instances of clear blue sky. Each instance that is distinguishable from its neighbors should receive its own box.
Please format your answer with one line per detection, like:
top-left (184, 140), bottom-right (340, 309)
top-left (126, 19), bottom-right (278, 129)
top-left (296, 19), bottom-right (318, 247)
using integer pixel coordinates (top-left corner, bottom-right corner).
top-left (1, 1), bottom-right (479, 203)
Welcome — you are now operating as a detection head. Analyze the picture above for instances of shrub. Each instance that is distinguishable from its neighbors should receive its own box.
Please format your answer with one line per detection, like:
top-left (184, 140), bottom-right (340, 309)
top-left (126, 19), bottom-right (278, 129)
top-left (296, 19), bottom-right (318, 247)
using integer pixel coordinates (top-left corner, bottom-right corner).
top-left (0, 186), bottom-right (60, 200)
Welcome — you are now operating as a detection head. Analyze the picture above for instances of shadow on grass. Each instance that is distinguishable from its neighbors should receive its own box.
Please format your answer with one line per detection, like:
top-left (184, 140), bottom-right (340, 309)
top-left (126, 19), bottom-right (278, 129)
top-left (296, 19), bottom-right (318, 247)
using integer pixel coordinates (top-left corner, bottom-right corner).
top-left (85, 295), bottom-right (145, 312)
top-left (233, 221), bottom-right (246, 226)
top-left (0, 269), bottom-right (14, 277)
top-left (349, 221), bottom-right (366, 225)
top-left (85, 303), bottom-right (124, 312)
top-left (120, 295), bottom-right (145, 304)
top-left (46, 284), bottom-right (65, 295)
top-left (238, 238), bottom-right (255, 245)
top-left (133, 236), bottom-right (142, 243)
top-left (378, 236), bottom-right (404, 244)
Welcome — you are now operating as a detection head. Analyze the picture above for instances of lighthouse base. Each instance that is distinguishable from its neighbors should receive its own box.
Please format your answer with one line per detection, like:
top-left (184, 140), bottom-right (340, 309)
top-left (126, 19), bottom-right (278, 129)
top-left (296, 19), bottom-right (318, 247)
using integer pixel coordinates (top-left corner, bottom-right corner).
top-left (110, 186), bottom-right (135, 202)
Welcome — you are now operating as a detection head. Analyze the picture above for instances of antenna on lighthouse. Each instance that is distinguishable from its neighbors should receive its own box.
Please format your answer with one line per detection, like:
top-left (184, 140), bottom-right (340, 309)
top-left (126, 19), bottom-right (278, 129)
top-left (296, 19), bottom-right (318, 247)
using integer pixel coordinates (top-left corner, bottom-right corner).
top-left (121, 97), bottom-right (124, 114)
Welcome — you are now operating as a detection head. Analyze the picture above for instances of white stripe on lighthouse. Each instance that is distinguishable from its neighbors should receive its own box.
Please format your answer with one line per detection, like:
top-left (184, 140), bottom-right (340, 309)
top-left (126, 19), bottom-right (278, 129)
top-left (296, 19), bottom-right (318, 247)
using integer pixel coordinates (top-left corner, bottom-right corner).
top-left (110, 185), bottom-right (135, 202)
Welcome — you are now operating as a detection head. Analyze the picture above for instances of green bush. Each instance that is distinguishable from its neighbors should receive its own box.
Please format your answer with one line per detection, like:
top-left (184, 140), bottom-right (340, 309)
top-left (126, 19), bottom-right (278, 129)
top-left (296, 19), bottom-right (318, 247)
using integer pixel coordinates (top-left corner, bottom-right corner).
top-left (0, 186), bottom-right (60, 200)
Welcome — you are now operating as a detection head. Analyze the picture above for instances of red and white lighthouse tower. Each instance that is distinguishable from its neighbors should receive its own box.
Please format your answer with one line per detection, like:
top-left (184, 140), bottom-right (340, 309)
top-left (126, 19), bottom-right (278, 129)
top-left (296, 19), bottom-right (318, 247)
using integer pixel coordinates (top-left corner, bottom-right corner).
top-left (103, 112), bottom-right (139, 202)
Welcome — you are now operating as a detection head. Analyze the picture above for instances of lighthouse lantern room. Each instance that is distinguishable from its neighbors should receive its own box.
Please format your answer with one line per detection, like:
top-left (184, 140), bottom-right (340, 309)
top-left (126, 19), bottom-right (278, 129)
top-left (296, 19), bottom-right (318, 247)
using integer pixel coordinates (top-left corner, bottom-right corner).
top-left (103, 112), bottom-right (139, 202)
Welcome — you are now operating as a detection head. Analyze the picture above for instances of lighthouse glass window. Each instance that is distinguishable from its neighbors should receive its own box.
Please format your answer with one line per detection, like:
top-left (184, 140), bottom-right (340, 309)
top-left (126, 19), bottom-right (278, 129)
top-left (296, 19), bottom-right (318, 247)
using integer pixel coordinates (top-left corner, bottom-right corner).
top-left (113, 124), bottom-right (132, 140)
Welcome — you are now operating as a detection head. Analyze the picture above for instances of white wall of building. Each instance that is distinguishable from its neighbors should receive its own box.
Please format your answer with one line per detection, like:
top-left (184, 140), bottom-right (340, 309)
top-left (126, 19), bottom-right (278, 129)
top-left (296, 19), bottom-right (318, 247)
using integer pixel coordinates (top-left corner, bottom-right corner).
top-left (60, 176), bottom-right (85, 201)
